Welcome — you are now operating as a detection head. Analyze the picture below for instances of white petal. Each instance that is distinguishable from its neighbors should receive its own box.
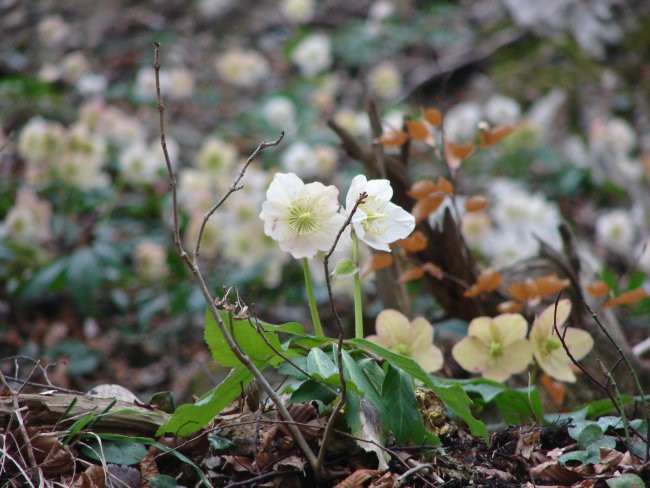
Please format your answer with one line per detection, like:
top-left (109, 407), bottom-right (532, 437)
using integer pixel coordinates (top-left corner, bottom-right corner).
top-left (345, 174), bottom-right (368, 210)
top-left (365, 178), bottom-right (393, 201)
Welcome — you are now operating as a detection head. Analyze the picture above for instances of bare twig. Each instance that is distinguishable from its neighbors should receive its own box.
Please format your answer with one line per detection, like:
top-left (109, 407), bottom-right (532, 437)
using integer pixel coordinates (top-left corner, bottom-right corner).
top-left (317, 191), bottom-right (368, 475)
top-left (0, 371), bottom-right (39, 478)
top-left (153, 41), bottom-right (318, 473)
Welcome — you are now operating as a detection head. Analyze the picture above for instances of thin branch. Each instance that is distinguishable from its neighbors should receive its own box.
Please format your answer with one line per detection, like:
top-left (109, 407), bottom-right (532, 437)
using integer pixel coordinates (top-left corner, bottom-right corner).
top-left (318, 191), bottom-right (367, 474)
top-left (153, 41), bottom-right (318, 473)
top-left (193, 132), bottom-right (284, 263)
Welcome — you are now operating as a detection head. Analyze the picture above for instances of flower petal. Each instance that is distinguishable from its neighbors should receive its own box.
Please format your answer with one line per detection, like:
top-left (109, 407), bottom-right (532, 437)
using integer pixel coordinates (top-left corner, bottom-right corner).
top-left (409, 317), bottom-right (434, 346)
top-left (536, 350), bottom-right (577, 382)
top-left (563, 327), bottom-right (594, 361)
top-left (532, 299), bottom-right (571, 340)
top-left (375, 309), bottom-right (411, 347)
top-left (452, 337), bottom-right (489, 373)
top-left (491, 313), bottom-right (528, 346)
top-left (412, 345), bottom-right (444, 373)
top-left (467, 317), bottom-right (494, 345)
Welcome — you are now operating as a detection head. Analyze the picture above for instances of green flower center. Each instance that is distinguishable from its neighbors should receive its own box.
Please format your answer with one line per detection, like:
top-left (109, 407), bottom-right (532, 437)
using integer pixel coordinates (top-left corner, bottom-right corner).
top-left (541, 338), bottom-right (562, 356)
top-left (360, 197), bottom-right (389, 235)
top-left (488, 341), bottom-right (503, 358)
top-left (287, 198), bottom-right (321, 235)
top-left (395, 343), bottom-right (411, 355)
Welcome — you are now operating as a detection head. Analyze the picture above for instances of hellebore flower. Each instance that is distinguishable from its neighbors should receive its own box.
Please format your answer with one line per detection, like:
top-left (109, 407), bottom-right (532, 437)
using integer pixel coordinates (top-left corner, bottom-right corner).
top-left (345, 175), bottom-right (415, 251)
top-left (530, 299), bottom-right (594, 382)
top-left (260, 172), bottom-right (345, 259)
top-left (452, 314), bottom-right (532, 382)
top-left (366, 309), bottom-right (443, 373)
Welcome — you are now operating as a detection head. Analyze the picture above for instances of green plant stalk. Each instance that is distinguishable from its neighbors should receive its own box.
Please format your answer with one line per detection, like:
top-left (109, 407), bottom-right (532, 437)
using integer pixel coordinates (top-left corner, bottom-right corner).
top-left (302, 258), bottom-right (324, 337)
top-left (352, 232), bottom-right (363, 339)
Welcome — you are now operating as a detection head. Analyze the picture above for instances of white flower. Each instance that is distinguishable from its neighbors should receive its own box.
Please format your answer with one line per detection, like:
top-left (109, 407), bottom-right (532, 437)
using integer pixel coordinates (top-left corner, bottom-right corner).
top-left (484, 95), bottom-right (521, 126)
top-left (118, 142), bottom-right (161, 185)
top-left (291, 33), bottom-right (332, 78)
top-left (3, 189), bottom-right (53, 245)
top-left (61, 51), bottom-right (89, 84)
top-left (263, 96), bottom-right (296, 131)
top-left (195, 137), bottom-right (238, 174)
top-left (76, 73), bottom-right (107, 96)
top-left (345, 175), bottom-right (415, 252)
top-left (314, 144), bottom-right (338, 176)
top-left (334, 108), bottom-right (370, 137)
top-left (595, 209), bottom-right (635, 256)
top-left (280, 0), bottom-right (315, 23)
top-left (167, 67), bottom-right (196, 100)
top-left (443, 102), bottom-right (482, 143)
top-left (37, 15), bottom-right (69, 46)
top-left (281, 142), bottom-right (318, 179)
top-left (368, 62), bottom-right (402, 100)
top-left (135, 241), bottom-right (169, 281)
top-left (216, 48), bottom-right (270, 88)
top-left (17, 117), bottom-right (67, 165)
top-left (55, 123), bottom-right (109, 190)
top-left (259, 172), bottom-right (345, 259)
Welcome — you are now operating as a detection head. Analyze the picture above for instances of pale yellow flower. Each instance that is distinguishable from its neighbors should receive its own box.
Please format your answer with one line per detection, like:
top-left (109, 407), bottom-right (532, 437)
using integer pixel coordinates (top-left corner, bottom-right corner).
top-left (366, 309), bottom-right (443, 373)
top-left (452, 314), bottom-right (532, 382)
top-left (530, 299), bottom-right (594, 382)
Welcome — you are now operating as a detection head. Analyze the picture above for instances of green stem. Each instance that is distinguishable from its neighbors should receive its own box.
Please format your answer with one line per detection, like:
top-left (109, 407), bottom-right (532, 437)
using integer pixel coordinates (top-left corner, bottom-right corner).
top-left (352, 232), bottom-right (363, 339)
top-left (302, 258), bottom-right (324, 337)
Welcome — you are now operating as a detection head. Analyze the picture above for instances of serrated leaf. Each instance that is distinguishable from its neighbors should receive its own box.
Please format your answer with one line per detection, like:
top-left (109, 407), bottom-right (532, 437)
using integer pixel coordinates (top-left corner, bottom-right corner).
top-left (157, 366), bottom-right (252, 437)
top-left (349, 338), bottom-right (487, 440)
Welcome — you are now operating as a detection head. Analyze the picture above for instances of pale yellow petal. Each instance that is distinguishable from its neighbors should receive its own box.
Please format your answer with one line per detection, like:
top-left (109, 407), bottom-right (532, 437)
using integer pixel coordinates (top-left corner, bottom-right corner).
top-left (411, 345), bottom-right (444, 373)
top-left (504, 339), bottom-right (533, 373)
top-left (452, 337), bottom-right (489, 374)
top-left (375, 309), bottom-right (410, 346)
top-left (537, 351), bottom-right (576, 382)
top-left (482, 362), bottom-right (512, 382)
top-left (467, 317), bottom-right (494, 345)
top-left (563, 327), bottom-right (594, 360)
top-left (492, 313), bottom-right (528, 346)
top-left (533, 299), bottom-right (571, 340)
top-left (409, 317), bottom-right (434, 346)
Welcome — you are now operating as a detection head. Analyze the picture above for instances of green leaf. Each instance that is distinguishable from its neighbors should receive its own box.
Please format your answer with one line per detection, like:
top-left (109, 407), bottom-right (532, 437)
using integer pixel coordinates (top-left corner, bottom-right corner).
top-left (80, 439), bottom-right (148, 465)
top-left (277, 356), bottom-right (309, 380)
top-left (66, 247), bottom-right (101, 314)
top-left (606, 474), bottom-right (646, 488)
top-left (577, 423), bottom-right (603, 449)
top-left (332, 258), bottom-right (359, 278)
top-left (340, 348), bottom-right (381, 407)
top-left (205, 310), bottom-right (284, 368)
top-left (290, 380), bottom-right (337, 404)
top-left (559, 450), bottom-right (590, 466)
top-left (381, 364), bottom-right (432, 445)
top-left (307, 348), bottom-right (339, 382)
top-left (150, 475), bottom-right (185, 488)
top-left (208, 433), bottom-right (238, 451)
top-left (349, 338), bottom-right (487, 440)
top-left (20, 257), bottom-right (68, 301)
top-left (157, 366), bottom-right (253, 437)
top-left (493, 387), bottom-right (542, 424)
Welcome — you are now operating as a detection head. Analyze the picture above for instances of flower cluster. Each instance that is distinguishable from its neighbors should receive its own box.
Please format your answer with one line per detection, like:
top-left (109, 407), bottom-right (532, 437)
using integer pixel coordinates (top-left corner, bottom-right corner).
top-left (452, 300), bottom-right (594, 383)
top-left (259, 172), bottom-right (415, 260)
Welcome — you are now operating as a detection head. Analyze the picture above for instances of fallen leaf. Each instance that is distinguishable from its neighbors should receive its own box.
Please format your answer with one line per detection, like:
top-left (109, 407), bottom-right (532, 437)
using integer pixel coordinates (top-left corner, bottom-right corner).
top-left (397, 230), bottom-right (428, 253)
top-left (423, 107), bottom-right (442, 127)
top-left (333, 469), bottom-right (383, 488)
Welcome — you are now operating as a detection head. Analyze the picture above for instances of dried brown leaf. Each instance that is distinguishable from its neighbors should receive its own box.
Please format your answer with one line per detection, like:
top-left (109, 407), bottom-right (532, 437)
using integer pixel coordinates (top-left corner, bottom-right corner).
top-left (360, 253), bottom-right (393, 277)
top-left (397, 230), bottom-right (427, 253)
top-left (411, 193), bottom-right (445, 224)
top-left (603, 288), bottom-right (650, 308)
top-left (333, 469), bottom-right (383, 488)
top-left (423, 108), bottom-right (442, 127)
top-left (405, 120), bottom-right (429, 140)
top-left (398, 266), bottom-right (425, 283)
top-left (465, 195), bottom-right (489, 212)
top-left (378, 131), bottom-right (409, 147)
top-left (478, 125), bottom-right (516, 148)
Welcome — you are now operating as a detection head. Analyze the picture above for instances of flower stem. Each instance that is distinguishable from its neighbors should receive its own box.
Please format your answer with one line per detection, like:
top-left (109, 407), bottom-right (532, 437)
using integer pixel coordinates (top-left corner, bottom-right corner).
top-left (352, 232), bottom-right (363, 339)
top-left (302, 258), bottom-right (324, 337)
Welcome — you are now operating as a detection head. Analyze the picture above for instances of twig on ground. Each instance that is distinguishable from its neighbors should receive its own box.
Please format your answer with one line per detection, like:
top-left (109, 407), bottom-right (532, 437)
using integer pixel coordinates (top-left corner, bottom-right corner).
top-left (153, 41), bottom-right (318, 473)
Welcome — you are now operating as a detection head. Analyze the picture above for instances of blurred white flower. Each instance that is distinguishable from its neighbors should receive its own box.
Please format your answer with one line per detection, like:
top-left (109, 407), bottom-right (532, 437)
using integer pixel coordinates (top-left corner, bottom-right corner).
top-left (443, 102), bottom-right (482, 143)
top-left (314, 144), bottom-right (338, 176)
top-left (368, 0), bottom-right (395, 22)
top-left (135, 241), bottom-right (169, 281)
top-left (61, 52), bottom-right (90, 84)
top-left (280, 0), bottom-right (315, 23)
top-left (196, 0), bottom-right (235, 17)
top-left (133, 67), bottom-right (158, 101)
top-left (216, 48), bottom-right (270, 88)
top-left (310, 74), bottom-right (339, 111)
top-left (195, 137), bottom-right (238, 175)
top-left (636, 238), bottom-right (650, 274)
top-left (562, 135), bottom-right (589, 168)
top-left (259, 172), bottom-right (345, 259)
top-left (368, 62), bottom-right (402, 100)
top-left (334, 108), bottom-right (370, 138)
top-left (76, 73), bottom-right (107, 96)
top-left (56, 123), bottom-right (108, 189)
top-left (281, 142), bottom-right (317, 179)
top-left (167, 68), bottom-right (196, 100)
top-left (483, 95), bottom-right (520, 126)
top-left (17, 117), bottom-right (67, 165)
top-left (178, 169), bottom-right (217, 214)
top-left (263, 96), bottom-right (296, 132)
top-left (3, 189), bottom-right (52, 245)
top-left (291, 33), bottom-right (332, 78)
top-left (186, 213), bottom-right (222, 259)
top-left (37, 64), bottom-right (61, 83)
top-left (592, 117), bottom-right (637, 156)
top-left (524, 88), bottom-right (566, 138)
top-left (345, 175), bottom-right (415, 252)
top-left (119, 143), bottom-right (162, 185)
top-left (461, 212), bottom-right (493, 250)
top-left (595, 209), bottom-right (635, 256)
top-left (37, 15), bottom-right (69, 47)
